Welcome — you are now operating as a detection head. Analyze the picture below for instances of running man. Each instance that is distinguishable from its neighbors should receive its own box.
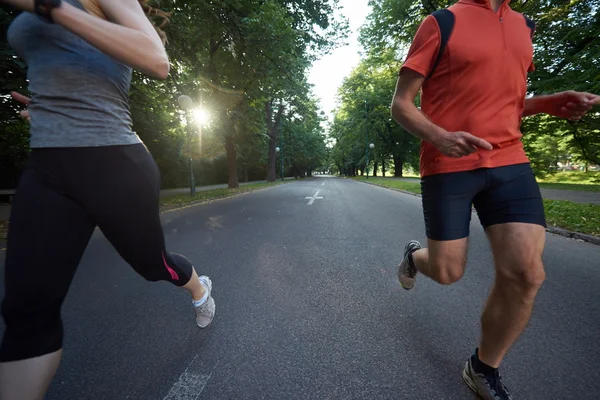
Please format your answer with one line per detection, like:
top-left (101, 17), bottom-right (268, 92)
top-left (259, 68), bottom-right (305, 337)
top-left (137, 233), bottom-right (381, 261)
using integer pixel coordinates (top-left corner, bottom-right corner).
top-left (391, 0), bottom-right (599, 398)
top-left (0, 1), bottom-right (215, 399)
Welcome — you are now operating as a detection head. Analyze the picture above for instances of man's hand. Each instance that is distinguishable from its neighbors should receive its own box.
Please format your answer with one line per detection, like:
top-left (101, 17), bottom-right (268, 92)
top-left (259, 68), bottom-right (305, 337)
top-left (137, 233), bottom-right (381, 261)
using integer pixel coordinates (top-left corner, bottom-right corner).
top-left (434, 131), bottom-right (493, 158)
top-left (544, 91), bottom-right (600, 121)
top-left (11, 91), bottom-right (31, 123)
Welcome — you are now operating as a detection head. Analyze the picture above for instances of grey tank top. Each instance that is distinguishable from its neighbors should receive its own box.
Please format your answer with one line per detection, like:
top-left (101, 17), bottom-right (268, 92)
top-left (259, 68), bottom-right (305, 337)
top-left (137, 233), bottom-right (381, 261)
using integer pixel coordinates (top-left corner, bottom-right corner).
top-left (7, 0), bottom-right (142, 148)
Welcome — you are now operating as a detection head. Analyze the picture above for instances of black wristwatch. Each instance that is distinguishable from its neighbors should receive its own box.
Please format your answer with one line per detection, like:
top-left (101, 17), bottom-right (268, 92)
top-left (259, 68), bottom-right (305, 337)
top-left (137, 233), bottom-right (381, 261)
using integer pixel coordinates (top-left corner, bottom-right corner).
top-left (34, 0), bottom-right (62, 23)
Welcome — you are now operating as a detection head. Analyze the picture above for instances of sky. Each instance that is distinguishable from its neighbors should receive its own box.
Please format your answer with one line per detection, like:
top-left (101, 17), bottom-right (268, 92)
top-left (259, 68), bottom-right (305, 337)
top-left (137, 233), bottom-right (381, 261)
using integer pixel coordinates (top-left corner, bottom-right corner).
top-left (307, 0), bottom-right (371, 121)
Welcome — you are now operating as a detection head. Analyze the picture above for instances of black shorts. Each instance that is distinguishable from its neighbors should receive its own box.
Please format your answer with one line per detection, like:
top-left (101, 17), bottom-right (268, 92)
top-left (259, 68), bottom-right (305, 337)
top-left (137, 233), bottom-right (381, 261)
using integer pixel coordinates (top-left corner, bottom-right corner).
top-left (421, 163), bottom-right (546, 241)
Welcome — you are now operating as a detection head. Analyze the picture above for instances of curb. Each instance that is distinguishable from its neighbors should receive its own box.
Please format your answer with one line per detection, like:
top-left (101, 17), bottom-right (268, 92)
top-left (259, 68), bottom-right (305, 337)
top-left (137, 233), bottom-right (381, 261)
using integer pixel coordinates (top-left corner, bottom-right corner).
top-left (352, 178), bottom-right (600, 246)
top-left (544, 226), bottom-right (600, 246)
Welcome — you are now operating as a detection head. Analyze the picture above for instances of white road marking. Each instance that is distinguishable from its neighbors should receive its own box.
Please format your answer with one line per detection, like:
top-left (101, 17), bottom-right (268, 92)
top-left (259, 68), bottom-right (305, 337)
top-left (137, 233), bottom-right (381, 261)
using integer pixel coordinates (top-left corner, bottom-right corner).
top-left (305, 190), bottom-right (323, 205)
top-left (163, 355), bottom-right (214, 400)
top-left (321, 181), bottom-right (325, 186)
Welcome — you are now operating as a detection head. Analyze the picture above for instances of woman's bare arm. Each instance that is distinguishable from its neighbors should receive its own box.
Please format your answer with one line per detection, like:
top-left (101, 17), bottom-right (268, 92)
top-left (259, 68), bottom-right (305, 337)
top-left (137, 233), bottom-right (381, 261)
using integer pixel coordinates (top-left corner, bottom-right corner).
top-left (2, 0), bottom-right (169, 79)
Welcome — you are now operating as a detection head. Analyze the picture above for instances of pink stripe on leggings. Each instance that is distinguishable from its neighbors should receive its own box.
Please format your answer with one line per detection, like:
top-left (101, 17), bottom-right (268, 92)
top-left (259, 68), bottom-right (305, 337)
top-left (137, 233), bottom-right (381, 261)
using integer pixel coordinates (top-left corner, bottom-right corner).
top-left (162, 252), bottom-right (180, 281)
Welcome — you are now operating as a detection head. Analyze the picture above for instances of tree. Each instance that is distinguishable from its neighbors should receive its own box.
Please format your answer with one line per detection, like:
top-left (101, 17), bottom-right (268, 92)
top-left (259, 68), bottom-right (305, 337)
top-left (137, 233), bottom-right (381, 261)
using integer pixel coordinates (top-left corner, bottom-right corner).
top-left (165, 0), bottom-right (345, 187)
top-left (330, 52), bottom-right (420, 177)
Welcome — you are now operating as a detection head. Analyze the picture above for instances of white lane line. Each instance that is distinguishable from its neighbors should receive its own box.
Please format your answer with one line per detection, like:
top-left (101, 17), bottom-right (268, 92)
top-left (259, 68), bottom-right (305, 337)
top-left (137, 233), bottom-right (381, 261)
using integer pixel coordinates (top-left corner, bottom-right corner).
top-left (305, 190), bottom-right (323, 205)
top-left (163, 355), bottom-right (214, 400)
top-left (321, 181), bottom-right (325, 186)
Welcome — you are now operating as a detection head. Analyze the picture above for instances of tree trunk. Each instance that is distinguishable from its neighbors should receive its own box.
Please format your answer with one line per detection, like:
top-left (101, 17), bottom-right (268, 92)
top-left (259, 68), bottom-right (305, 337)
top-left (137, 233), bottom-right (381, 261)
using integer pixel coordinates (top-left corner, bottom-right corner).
top-left (373, 161), bottom-right (378, 177)
top-left (208, 35), bottom-right (238, 188)
top-left (382, 158), bottom-right (386, 177)
top-left (393, 154), bottom-right (404, 177)
top-left (266, 136), bottom-right (277, 182)
top-left (242, 164), bottom-right (249, 182)
top-left (225, 133), bottom-right (239, 188)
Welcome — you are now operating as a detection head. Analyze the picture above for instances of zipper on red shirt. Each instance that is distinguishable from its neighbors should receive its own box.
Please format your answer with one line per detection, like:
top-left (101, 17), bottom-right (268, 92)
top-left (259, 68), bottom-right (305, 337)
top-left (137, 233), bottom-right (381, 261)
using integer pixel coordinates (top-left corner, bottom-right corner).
top-left (499, 10), bottom-right (507, 52)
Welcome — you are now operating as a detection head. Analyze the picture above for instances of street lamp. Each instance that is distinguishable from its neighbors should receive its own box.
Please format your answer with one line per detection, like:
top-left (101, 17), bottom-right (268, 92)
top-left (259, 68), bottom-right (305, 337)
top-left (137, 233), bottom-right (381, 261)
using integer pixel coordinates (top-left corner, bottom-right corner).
top-left (366, 142), bottom-right (374, 179)
top-left (278, 117), bottom-right (284, 181)
top-left (178, 94), bottom-right (201, 196)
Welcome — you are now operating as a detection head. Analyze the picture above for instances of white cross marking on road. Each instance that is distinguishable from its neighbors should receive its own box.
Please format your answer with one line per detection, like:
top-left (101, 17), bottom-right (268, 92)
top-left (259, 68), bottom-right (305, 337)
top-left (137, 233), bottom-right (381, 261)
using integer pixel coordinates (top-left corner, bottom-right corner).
top-left (305, 190), bottom-right (323, 205)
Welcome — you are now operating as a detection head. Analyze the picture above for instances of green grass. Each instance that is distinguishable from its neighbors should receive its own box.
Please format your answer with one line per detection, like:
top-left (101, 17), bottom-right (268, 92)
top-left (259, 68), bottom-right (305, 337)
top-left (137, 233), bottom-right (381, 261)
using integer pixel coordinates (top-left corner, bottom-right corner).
top-left (537, 182), bottom-right (600, 192)
top-left (352, 176), bottom-right (421, 194)
top-left (353, 176), bottom-right (600, 237)
top-left (538, 171), bottom-right (600, 184)
top-left (160, 181), bottom-right (286, 210)
top-left (536, 171), bottom-right (600, 192)
top-left (543, 200), bottom-right (600, 237)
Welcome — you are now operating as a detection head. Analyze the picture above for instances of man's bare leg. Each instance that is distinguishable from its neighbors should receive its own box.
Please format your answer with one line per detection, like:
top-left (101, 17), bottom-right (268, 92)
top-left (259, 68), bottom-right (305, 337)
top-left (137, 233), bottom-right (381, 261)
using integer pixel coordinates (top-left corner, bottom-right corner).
top-left (478, 223), bottom-right (546, 368)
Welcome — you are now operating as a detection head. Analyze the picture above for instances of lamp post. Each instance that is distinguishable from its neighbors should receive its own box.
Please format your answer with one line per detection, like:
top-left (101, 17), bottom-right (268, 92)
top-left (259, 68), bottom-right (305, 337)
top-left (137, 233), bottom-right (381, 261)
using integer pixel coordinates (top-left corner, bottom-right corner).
top-left (366, 142), bottom-right (375, 179)
top-left (279, 116), bottom-right (284, 181)
top-left (275, 146), bottom-right (281, 181)
top-left (177, 95), bottom-right (196, 196)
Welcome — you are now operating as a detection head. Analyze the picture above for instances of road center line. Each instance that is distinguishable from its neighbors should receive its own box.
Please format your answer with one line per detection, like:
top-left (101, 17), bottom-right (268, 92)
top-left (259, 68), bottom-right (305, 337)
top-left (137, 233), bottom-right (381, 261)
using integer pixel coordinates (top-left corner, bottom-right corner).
top-left (305, 190), bottom-right (323, 205)
top-left (163, 355), bottom-right (214, 400)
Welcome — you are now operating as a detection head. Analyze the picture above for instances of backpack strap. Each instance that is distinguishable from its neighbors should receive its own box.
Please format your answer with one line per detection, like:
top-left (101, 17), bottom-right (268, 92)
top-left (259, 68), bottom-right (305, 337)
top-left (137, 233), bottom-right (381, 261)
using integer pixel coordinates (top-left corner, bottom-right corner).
top-left (523, 15), bottom-right (536, 39)
top-left (425, 9), bottom-right (455, 82)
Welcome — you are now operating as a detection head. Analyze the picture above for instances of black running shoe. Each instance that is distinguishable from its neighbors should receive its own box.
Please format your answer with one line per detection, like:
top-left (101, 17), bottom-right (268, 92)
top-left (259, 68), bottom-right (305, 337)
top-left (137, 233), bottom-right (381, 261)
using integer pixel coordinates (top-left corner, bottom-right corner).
top-left (462, 356), bottom-right (513, 400)
top-left (397, 240), bottom-right (421, 290)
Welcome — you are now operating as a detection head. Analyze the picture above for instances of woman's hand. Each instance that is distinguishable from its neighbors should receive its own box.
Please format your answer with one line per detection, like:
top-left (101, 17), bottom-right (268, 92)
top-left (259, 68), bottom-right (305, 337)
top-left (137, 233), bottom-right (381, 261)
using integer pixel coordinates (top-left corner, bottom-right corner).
top-left (11, 91), bottom-right (31, 123)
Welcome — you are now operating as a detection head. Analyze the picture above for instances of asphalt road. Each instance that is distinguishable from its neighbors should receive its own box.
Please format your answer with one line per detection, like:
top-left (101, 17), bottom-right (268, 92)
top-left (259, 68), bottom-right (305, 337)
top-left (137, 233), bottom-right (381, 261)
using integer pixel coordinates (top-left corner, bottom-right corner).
top-left (1, 177), bottom-right (599, 399)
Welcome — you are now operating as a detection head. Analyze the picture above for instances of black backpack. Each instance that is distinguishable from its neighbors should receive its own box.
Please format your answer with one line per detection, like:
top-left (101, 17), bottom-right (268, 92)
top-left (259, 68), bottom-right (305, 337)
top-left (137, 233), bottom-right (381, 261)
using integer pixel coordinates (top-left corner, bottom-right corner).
top-left (425, 9), bottom-right (536, 81)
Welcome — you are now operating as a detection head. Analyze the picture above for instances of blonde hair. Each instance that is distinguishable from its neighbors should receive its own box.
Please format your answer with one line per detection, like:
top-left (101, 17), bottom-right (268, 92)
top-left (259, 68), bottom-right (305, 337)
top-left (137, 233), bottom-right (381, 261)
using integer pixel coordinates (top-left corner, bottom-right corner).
top-left (139, 0), bottom-right (172, 45)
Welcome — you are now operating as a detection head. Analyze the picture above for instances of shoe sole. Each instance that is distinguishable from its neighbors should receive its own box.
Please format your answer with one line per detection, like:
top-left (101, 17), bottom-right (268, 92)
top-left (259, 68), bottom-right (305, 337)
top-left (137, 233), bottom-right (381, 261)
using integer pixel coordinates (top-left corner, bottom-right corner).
top-left (196, 276), bottom-right (215, 329)
top-left (196, 300), bottom-right (215, 329)
top-left (397, 241), bottom-right (420, 290)
top-left (462, 363), bottom-right (481, 398)
top-left (397, 260), bottom-right (415, 290)
top-left (462, 369), bottom-right (477, 393)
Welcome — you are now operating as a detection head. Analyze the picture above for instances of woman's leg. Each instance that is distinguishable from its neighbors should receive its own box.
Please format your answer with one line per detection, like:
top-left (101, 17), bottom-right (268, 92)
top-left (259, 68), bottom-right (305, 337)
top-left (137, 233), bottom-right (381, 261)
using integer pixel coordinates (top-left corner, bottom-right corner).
top-left (71, 145), bottom-right (215, 326)
top-left (0, 152), bottom-right (95, 400)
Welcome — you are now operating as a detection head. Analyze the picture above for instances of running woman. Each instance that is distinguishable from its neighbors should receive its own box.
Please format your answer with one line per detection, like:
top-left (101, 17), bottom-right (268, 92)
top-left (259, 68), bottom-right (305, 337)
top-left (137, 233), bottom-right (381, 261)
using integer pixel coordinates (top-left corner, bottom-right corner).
top-left (0, 1), bottom-right (215, 399)
top-left (391, 0), bottom-right (599, 398)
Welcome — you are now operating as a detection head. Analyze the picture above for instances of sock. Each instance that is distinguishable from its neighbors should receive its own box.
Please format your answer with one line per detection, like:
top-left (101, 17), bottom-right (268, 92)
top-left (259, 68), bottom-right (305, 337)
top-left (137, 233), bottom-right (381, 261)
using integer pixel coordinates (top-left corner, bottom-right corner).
top-left (192, 281), bottom-right (209, 307)
top-left (473, 348), bottom-right (497, 376)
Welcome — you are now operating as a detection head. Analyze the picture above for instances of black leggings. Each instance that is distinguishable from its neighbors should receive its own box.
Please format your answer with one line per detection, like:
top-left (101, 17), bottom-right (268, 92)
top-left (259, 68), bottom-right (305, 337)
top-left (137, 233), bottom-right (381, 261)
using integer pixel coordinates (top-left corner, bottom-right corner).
top-left (0, 144), bottom-right (194, 362)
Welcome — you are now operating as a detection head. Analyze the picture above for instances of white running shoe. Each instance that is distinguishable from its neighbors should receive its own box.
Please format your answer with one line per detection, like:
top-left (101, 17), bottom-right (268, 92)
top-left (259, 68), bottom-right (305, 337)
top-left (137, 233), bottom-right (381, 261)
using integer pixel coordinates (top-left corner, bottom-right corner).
top-left (194, 276), bottom-right (215, 328)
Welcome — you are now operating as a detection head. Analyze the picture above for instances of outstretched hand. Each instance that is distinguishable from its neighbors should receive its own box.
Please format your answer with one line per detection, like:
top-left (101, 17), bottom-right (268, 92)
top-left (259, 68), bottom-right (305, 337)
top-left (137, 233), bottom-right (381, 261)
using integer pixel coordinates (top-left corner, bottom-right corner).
top-left (435, 131), bottom-right (493, 158)
top-left (547, 91), bottom-right (600, 121)
top-left (11, 91), bottom-right (31, 123)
